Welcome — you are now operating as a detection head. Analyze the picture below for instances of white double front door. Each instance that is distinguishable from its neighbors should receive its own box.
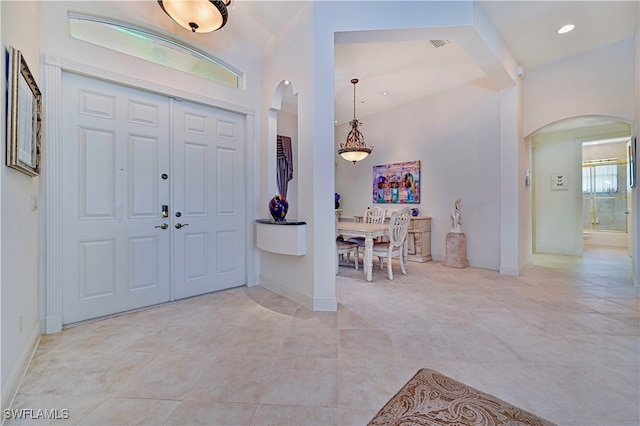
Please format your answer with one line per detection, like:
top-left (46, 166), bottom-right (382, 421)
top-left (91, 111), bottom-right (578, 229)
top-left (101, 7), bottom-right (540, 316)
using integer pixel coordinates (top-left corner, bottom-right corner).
top-left (61, 73), bottom-right (246, 324)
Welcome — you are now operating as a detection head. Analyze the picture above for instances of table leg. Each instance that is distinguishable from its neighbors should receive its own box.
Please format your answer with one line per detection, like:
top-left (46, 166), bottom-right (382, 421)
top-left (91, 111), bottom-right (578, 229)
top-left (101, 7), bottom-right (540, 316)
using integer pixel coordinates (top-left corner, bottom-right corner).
top-left (364, 236), bottom-right (373, 281)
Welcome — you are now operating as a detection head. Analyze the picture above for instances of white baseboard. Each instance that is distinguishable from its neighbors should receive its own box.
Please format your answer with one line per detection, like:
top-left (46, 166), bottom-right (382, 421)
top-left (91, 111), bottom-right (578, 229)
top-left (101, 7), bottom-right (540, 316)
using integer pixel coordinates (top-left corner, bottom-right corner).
top-left (431, 254), bottom-right (501, 273)
top-left (470, 259), bottom-right (500, 271)
top-left (260, 277), bottom-right (312, 310)
top-left (1, 321), bottom-right (41, 416)
top-left (44, 313), bottom-right (62, 334)
top-left (259, 277), bottom-right (337, 312)
top-left (519, 257), bottom-right (534, 271)
top-left (312, 297), bottom-right (337, 311)
top-left (535, 246), bottom-right (581, 256)
top-left (499, 264), bottom-right (519, 276)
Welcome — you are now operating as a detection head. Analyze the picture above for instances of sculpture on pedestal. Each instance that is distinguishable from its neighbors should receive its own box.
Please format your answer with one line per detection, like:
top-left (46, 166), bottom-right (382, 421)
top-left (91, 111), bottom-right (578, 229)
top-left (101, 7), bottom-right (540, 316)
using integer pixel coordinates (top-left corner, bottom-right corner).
top-left (450, 198), bottom-right (462, 233)
top-left (444, 197), bottom-right (468, 268)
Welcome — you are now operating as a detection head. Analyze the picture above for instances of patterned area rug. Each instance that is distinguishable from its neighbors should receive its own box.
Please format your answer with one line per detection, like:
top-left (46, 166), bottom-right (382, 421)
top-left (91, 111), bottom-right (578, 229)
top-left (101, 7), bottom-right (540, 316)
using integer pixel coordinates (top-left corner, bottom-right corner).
top-left (368, 368), bottom-right (557, 426)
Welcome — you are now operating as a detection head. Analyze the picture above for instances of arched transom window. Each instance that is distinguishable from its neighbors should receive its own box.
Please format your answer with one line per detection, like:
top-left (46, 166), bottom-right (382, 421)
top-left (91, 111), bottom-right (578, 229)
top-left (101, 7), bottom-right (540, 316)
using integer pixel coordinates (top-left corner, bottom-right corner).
top-left (68, 14), bottom-right (242, 88)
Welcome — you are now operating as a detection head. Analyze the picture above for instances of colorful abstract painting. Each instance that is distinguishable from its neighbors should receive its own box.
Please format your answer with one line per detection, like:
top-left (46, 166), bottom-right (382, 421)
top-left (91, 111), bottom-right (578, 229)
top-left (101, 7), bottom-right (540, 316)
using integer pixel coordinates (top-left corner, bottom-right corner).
top-left (373, 161), bottom-right (420, 204)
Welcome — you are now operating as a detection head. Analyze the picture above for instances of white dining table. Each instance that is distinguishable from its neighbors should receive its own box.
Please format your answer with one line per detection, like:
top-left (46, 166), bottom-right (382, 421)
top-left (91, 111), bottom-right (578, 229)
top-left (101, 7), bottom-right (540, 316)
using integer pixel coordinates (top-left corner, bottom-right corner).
top-left (337, 221), bottom-right (388, 281)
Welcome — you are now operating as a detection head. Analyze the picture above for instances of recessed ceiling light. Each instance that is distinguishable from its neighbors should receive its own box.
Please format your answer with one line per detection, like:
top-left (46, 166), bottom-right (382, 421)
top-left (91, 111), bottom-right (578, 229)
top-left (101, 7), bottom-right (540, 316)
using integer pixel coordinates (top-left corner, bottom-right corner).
top-left (557, 24), bottom-right (575, 34)
top-left (383, 92), bottom-right (388, 96)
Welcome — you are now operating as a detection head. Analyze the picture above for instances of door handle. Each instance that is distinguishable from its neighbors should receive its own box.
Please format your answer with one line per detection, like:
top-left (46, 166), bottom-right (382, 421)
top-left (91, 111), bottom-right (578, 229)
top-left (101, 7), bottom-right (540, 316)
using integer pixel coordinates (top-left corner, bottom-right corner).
top-left (175, 223), bottom-right (189, 229)
top-left (155, 223), bottom-right (169, 230)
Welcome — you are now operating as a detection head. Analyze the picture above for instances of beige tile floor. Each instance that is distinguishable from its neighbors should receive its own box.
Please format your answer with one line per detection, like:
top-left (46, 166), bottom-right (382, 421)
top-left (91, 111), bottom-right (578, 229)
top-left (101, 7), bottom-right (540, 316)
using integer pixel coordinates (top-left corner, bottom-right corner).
top-left (8, 247), bottom-right (639, 425)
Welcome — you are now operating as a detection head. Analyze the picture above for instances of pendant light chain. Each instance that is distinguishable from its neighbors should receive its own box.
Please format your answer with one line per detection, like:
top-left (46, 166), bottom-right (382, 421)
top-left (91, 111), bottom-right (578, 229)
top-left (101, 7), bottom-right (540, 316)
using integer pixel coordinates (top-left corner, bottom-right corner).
top-left (353, 79), bottom-right (357, 120)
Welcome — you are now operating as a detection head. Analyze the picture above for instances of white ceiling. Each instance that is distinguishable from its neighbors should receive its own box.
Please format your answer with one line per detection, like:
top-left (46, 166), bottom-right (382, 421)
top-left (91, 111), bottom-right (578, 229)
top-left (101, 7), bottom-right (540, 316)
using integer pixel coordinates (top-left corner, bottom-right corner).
top-left (215, 1), bottom-right (639, 126)
top-left (333, 39), bottom-right (488, 126)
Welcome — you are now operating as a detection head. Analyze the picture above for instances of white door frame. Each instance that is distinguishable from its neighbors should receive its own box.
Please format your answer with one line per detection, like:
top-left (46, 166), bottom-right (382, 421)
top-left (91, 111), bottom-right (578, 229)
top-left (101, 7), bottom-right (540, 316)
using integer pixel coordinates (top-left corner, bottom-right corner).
top-left (41, 55), bottom-right (257, 333)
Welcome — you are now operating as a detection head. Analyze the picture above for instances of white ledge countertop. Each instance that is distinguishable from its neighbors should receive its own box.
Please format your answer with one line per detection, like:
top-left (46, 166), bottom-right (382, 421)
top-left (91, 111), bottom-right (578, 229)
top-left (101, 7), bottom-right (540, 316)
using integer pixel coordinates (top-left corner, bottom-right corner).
top-left (255, 218), bottom-right (306, 226)
top-left (255, 220), bottom-right (306, 255)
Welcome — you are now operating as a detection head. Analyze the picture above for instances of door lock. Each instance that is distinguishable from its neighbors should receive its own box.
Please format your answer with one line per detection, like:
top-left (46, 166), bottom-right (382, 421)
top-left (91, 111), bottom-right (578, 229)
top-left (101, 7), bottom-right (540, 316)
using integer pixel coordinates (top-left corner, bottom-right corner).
top-left (155, 223), bottom-right (169, 230)
top-left (175, 223), bottom-right (189, 229)
top-left (162, 205), bottom-right (169, 218)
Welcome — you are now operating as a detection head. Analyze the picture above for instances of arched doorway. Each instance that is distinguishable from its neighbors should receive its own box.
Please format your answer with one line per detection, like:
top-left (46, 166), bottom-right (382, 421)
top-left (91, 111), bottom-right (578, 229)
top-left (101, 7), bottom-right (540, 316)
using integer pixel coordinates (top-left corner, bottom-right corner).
top-left (530, 115), bottom-right (633, 278)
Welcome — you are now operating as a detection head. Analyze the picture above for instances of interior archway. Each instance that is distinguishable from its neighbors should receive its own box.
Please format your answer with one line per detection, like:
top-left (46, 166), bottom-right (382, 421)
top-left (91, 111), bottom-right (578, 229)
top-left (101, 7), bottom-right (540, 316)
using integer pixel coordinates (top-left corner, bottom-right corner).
top-left (530, 115), bottom-right (633, 261)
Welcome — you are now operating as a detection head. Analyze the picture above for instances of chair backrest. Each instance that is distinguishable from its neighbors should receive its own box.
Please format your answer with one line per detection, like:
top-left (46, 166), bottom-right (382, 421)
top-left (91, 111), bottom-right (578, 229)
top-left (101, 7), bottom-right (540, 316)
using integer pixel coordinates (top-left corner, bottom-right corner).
top-left (363, 207), bottom-right (386, 224)
top-left (388, 207), bottom-right (411, 247)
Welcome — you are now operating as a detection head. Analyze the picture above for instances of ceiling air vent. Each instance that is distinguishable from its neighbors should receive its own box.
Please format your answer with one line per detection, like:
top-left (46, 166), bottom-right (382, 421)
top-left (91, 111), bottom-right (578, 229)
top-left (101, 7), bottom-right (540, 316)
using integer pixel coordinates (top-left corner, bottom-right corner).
top-left (429, 39), bottom-right (450, 48)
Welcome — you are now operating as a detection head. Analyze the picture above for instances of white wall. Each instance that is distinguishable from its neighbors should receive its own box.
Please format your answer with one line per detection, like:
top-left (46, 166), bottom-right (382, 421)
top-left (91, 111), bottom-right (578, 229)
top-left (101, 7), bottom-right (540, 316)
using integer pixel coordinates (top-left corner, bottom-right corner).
top-left (336, 80), bottom-right (502, 269)
top-left (518, 84), bottom-right (533, 269)
top-left (532, 131), bottom-right (582, 255)
top-left (524, 38), bottom-right (636, 136)
top-left (1, 0), bottom-right (42, 412)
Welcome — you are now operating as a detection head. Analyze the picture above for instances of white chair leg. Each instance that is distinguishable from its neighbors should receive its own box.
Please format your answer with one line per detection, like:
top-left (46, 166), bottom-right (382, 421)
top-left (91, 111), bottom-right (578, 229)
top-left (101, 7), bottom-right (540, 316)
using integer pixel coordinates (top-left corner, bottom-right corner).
top-left (387, 255), bottom-right (393, 280)
top-left (354, 249), bottom-right (358, 271)
top-left (399, 251), bottom-right (407, 275)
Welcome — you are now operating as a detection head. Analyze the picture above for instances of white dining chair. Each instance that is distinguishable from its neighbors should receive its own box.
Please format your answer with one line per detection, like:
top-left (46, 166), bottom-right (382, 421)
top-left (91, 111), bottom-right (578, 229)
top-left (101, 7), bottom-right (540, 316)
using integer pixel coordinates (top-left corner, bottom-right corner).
top-left (372, 207), bottom-right (411, 280)
top-left (347, 207), bottom-right (386, 257)
top-left (364, 206), bottom-right (386, 224)
top-left (336, 216), bottom-right (359, 273)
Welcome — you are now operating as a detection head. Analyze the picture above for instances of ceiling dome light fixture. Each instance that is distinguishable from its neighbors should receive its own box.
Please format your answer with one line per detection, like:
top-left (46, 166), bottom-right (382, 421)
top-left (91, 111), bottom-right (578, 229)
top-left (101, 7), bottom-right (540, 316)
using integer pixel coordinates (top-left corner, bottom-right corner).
top-left (338, 78), bottom-right (373, 164)
top-left (557, 24), bottom-right (575, 34)
top-left (158, 0), bottom-right (231, 33)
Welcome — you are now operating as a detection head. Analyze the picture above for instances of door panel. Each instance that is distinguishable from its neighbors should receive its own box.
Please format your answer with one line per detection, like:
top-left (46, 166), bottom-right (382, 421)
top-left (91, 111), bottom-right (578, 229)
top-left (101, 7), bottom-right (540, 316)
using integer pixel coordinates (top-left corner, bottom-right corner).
top-left (79, 127), bottom-right (116, 218)
top-left (129, 236), bottom-right (161, 290)
top-left (129, 135), bottom-right (160, 217)
top-left (79, 239), bottom-right (116, 299)
top-left (173, 101), bottom-right (246, 299)
top-left (62, 73), bottom-right (171, 324)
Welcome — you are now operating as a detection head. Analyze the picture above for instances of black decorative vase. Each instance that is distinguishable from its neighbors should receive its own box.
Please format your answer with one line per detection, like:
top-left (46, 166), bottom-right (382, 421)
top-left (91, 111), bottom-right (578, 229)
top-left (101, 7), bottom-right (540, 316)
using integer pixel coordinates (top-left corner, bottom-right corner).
top-left (335, 201), bottom-right (340, 209)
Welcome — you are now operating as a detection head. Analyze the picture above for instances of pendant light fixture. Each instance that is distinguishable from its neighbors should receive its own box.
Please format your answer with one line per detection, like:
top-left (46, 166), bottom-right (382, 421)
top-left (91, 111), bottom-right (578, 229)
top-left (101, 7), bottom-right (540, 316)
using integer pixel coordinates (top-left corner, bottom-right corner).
top-left (338, 78), bottom-right (373, 164)
top-left (158, 0), bottom-right (231, 33)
